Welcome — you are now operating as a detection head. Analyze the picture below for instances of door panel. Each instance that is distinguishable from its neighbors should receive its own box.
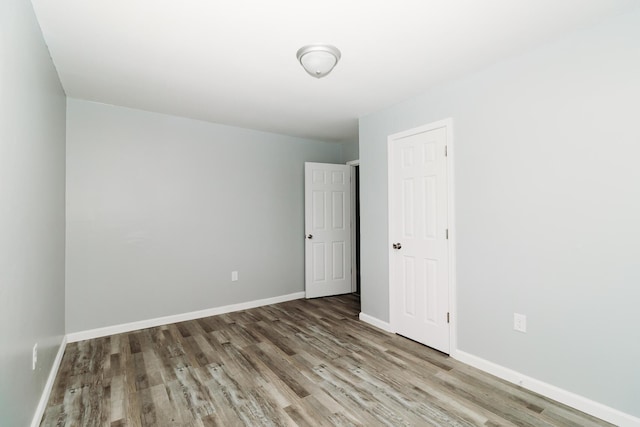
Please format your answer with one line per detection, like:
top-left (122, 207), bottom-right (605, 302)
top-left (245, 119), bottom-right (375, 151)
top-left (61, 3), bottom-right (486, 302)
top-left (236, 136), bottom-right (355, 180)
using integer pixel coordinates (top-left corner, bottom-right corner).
top-left (403, 256), bottom-right (416, 316)
top-left (305, 163), bottom-right (352, 298)
top-left (390, 124), bottom-right (450, 353)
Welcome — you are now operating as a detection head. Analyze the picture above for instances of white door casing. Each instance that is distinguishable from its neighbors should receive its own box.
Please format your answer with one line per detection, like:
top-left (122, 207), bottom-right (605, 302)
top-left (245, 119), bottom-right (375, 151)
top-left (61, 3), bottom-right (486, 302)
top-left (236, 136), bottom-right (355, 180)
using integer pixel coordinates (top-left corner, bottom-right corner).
top-left (388, 119), bottom-right (454, 354)
top-left (305, 162), bottom-right (352, 298)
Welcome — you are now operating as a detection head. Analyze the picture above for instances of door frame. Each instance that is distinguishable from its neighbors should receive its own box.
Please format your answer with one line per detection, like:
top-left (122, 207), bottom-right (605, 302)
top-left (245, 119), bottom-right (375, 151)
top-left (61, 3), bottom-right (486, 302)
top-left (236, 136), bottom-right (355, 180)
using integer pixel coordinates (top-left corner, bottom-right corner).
top-left (387, 118), bottom-right (457, 353)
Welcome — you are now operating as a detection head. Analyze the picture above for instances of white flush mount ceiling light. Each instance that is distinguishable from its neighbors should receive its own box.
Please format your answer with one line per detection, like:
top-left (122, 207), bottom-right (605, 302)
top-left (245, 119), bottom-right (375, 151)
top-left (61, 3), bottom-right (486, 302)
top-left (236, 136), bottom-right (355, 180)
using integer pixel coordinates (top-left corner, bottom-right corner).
top-left (296, 44), bottom-right (341, 79)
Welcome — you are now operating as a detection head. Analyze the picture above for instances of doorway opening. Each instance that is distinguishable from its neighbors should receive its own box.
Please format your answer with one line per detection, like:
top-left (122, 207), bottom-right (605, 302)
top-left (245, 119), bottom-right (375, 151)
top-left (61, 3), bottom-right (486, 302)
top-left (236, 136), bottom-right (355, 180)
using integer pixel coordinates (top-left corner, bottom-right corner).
top-left (303, 160), bottom-right (360, 313)
top-left (348, 161), bottom-right (361, 298)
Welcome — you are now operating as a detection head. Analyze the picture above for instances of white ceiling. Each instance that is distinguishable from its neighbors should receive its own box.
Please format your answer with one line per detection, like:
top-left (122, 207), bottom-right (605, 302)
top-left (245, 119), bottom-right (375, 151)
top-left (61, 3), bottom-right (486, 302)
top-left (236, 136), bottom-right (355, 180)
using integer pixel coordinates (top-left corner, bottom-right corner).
top-left (32, 0), bottom-right (637, 142)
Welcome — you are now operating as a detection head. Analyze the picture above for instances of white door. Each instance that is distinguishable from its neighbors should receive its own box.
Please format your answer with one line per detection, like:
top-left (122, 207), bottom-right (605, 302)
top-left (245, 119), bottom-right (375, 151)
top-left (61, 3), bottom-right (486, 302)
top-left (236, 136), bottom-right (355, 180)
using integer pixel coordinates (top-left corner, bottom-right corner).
top-left (389, 121), bottom-right (451, 353)
top-left (305, 162), bottom-right (352, 298)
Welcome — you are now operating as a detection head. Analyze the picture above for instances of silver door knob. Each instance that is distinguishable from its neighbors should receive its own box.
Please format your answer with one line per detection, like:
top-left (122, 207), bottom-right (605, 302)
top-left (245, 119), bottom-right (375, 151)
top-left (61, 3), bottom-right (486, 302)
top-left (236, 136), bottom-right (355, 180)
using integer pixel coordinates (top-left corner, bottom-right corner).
top-left (392, 243), bottom-right (402, 249)
top-left (306, 234), bottom-right (313, 239)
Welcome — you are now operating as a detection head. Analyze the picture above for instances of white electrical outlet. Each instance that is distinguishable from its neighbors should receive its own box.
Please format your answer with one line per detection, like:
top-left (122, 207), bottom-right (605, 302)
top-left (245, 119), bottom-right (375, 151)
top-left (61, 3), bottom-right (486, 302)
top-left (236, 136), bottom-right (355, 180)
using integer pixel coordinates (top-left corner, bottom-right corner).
top-left (32, 343), bottom-right (38, 370)
top-left (513, 313), bottom-right (527, 333)
top-left (231, 271), bottom-right (238, 281)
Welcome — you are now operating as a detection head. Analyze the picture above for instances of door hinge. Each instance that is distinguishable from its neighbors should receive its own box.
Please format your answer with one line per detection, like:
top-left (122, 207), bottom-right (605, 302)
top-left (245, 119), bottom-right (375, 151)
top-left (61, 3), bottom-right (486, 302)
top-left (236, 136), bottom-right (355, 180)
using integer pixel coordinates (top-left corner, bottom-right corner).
top-left (446, 229), bottom-right (449, 239)
top-left (445, 145), bottom-right (448, 157)
top-left (447, 312), bottom-right (450, 323)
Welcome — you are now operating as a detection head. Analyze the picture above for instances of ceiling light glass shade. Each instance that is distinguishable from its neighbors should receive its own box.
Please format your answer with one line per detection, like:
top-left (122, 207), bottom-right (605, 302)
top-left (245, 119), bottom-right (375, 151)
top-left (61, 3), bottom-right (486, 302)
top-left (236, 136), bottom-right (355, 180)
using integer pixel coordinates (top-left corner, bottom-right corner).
top-left (297, 44), bottom-right (341, 78)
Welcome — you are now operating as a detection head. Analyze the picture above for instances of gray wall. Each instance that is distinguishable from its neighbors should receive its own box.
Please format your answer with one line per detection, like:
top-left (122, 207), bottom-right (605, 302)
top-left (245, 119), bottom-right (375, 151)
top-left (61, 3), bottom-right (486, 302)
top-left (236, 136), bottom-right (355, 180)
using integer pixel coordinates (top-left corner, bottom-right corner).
top-left (341, 138), bottom-right (360, 163)
top-left (359, 7), bottom-right (640, 418)
top-left (66, 99), bottom-right (342, 332)
top-left (0, 0), bottom-right (66, 424)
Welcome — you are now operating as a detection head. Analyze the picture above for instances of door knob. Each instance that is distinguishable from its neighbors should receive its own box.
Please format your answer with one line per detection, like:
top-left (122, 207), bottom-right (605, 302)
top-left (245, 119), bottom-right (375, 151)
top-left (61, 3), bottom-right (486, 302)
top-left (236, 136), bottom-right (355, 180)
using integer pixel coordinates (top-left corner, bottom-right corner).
top-left (392, 243), bottom-right (402, 250)
top-left (306, 234), bottom-right (313, 239)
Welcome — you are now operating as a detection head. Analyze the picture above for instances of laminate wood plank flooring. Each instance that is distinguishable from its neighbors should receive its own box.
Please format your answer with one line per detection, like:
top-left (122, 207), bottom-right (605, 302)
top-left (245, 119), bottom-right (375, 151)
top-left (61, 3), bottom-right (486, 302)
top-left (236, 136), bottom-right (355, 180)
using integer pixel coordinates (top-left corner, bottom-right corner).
top-left (41, 294), bottom-right (612, 426)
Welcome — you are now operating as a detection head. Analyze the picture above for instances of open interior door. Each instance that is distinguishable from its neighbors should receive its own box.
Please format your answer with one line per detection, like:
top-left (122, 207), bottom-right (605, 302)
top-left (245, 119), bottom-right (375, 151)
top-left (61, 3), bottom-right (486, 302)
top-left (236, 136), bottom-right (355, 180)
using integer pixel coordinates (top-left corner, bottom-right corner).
top-left (305, 162), bottom-right (352, 298)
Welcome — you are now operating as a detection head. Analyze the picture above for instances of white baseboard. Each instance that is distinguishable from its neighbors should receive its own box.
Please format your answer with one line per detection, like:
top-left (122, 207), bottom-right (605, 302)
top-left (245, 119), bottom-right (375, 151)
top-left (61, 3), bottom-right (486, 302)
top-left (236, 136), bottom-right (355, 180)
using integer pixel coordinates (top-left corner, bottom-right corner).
top-left (67, 292), bottom-right (305, 343)
top-left (452, 350), bottom-right (640, 427)
top-left (31, 335), bottom-right (67, 427)
top-left (359, 312), bottom-right (394, 333)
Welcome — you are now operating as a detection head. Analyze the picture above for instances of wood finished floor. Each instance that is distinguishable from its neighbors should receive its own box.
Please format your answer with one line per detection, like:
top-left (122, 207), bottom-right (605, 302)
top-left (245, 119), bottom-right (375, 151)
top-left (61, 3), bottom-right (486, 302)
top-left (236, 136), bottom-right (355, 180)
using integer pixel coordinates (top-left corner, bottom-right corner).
top-left (41, 294), bottom-right (612, 427)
